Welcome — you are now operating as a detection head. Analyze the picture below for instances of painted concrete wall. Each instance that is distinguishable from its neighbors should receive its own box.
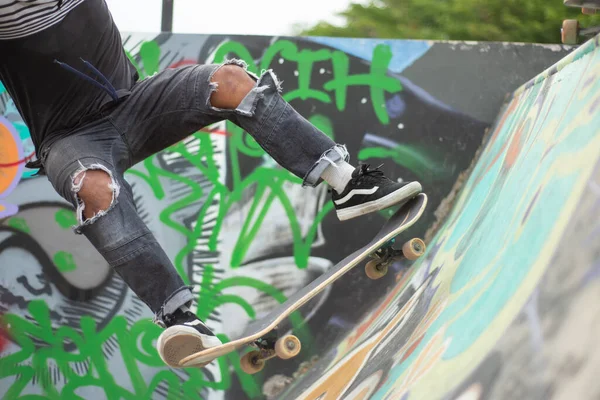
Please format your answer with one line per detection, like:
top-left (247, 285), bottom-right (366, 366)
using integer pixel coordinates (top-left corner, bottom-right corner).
top-left (0, 34), bottom-right (573, 399)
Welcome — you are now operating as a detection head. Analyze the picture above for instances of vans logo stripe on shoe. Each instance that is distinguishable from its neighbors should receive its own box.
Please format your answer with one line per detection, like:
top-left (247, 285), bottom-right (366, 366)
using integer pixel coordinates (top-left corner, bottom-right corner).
top-left (334, 186), bottom-right (379, 205)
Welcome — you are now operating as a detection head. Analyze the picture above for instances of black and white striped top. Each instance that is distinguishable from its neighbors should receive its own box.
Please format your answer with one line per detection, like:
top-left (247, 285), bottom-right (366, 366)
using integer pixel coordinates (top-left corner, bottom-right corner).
top-left (0, 0), bottom-right (86, 40)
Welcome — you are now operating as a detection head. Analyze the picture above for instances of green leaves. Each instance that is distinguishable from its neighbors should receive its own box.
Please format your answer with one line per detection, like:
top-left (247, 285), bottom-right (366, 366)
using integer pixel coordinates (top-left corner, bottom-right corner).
top-left (299, 0), bottom-right (600, 43)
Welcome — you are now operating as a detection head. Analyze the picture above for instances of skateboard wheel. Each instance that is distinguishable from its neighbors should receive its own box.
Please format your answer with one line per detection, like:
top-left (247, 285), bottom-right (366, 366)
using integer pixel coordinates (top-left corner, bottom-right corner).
top-left (561, 19), bottom-right (579, 44)
top-left (365, 259), bottom-right (388, 280)
top-left (275, 335), bottom-right (301, 359)
top-left (402, 238), bottom-right (426, 261)
top-left (582, 7), bottom-right (597, 15)
top-left (240, 350), bottom-right (265, 374)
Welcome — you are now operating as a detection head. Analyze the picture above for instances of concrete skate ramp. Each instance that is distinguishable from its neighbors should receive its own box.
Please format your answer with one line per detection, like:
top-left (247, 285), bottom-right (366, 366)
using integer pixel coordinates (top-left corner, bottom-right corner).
top-left (276, 35), bottom-right (600, 400)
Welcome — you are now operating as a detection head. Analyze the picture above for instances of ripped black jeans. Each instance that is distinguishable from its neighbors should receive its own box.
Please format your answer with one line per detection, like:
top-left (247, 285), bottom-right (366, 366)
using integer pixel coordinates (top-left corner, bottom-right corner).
top-left (41, 61), bottom-right (347, 324)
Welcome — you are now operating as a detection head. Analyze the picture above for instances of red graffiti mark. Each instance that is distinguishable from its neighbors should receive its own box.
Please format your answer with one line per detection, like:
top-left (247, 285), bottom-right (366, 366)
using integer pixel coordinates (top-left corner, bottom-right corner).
top-left (0, 151), bottom-right (35, 168)
top-left (168, 59), bottom-right (197, 69)
top-left (503, 124), bottom-right (523, 169)
top-left (200, 128), bottom-right (230, 137)
top-left (473, 97), bottom-right (518, 186)
top-left (400, 333), bottom-right (425, 363)
top-left (0, 316), bottom-right (8, 354)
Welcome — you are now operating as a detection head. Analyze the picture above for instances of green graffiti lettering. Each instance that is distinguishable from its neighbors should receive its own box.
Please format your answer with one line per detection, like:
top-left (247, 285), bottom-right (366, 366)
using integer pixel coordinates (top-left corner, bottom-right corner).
top-left (55, 209), bottom-right (77, 230)
top-left (324, 44), bottom-right (401, 124)
top-left (53, 251), bottom-right (77, 273)
top-left (139, 40), bottom-right (161, 77)
top-left (0, 301), bottom-right (224, 399)
top-left (6, 217), bottom-right (30, 233)
top-left (212, 41), bottom-right (259, 75)
top-left (261, 40), bottom-right (333, 103)
top-left (212, 39), bottom-right (402, 123)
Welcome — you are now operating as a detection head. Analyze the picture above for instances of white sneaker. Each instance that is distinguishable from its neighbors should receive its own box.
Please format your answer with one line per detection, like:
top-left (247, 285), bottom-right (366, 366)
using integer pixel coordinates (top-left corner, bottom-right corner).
top-left (332, 163), bottom-right (422, 221)
top-left (156, 309), bottom-right (222, 368)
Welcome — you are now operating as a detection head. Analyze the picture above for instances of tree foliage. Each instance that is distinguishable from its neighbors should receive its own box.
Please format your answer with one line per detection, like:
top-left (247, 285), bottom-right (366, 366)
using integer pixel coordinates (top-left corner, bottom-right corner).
top-left (297, 0), bottom-right (600, 43)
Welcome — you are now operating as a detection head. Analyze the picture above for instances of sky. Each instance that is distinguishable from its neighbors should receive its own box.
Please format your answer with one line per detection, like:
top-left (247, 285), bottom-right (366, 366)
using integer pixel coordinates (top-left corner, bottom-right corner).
top-left (104, 0), bottom-right (366, 36)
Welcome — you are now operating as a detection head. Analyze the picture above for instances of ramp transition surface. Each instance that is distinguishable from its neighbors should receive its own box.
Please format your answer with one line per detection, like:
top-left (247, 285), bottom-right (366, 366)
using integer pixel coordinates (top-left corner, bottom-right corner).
top-left (273, 34), bottom-right (600, 400)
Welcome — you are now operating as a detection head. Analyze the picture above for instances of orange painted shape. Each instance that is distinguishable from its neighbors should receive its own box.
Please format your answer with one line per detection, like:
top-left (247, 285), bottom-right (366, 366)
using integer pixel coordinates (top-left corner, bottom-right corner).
top-left (0, 122), bottom-right (21, 195)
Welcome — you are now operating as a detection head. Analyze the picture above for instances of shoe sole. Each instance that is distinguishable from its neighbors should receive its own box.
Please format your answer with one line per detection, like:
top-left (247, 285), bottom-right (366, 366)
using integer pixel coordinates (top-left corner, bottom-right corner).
top-left (336, 181), bottom-right (422, 221)
top-left (157, 326), bottom-right (222, 368)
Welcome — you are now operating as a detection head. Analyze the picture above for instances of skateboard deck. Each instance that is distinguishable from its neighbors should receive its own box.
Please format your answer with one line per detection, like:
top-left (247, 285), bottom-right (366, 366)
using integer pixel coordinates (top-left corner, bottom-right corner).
top-left (180, 193), bottom-right (428, 372)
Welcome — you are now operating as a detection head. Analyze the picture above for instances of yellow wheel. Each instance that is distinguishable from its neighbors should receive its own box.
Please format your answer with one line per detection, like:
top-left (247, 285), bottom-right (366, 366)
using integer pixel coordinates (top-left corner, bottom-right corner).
top-left (365, 259), bottom-right (388, 280)
top-left (240, 350), bottom-right (265, 374)
top-left (561, 19), bottom-right (579, 45)
top-left (402, 238), bottom-right (426, 261)
top-left (275, 335), bottom-right (301, 359)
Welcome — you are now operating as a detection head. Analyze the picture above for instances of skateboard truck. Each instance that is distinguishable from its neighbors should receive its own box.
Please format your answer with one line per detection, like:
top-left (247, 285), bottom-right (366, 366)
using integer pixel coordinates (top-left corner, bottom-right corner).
top-left (365, 237), bottom-right (426, 280)
top-left (562, 0), bottom-right (600, 44)
top-left (240, 328), bottom-right (302, 374)
top-left (562, 20), bottom-right (600, 44)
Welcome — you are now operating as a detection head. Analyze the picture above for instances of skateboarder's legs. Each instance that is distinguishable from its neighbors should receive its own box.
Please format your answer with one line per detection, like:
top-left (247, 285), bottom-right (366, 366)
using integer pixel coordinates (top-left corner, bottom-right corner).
top-left (42, 60), bottom-right (421, 367)
top-left (43, 120), bottom-right (194, 316)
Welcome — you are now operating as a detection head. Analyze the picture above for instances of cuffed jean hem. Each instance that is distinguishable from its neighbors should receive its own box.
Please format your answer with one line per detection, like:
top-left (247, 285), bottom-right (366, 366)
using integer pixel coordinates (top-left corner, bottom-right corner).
top-left (202, 59), bottom-right (344, 188)
top-left (302, 144), bottom-right (350, 187)
top-left (152, 285), bottom-right (195, 327)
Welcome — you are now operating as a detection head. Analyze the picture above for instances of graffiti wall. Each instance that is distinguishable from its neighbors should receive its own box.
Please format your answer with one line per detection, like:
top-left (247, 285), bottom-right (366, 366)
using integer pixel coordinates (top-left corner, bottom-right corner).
top-left (0, 33), bottom-right (573, 400)
top-left (277, 35), bottom-right (600, 399)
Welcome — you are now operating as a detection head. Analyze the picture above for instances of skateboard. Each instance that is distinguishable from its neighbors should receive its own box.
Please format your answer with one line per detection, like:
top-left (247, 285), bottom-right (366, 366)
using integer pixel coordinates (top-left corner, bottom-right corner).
top-left (562, 0), bottom-right (600, 44)
top-left (179, 193), bottom-right (428, 373)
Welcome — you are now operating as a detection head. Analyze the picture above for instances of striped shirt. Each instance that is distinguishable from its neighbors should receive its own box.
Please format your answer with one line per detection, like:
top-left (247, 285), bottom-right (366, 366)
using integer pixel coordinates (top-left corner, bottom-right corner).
top-left (0, 0), bottom-right (86, 40)
top-left (0, 0), bottom-right (136, 162)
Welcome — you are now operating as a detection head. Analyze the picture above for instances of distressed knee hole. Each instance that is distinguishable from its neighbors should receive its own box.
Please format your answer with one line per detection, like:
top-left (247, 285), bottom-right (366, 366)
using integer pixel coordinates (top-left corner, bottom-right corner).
top-left (209, 64), bottom-right (256, 109)
top-left (71, 163), bottom-right (120, 232)
top-left (207, 60), bottom-right (282, 117)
